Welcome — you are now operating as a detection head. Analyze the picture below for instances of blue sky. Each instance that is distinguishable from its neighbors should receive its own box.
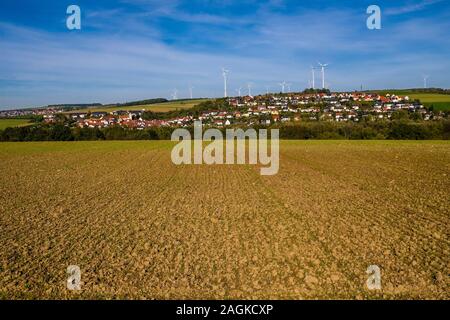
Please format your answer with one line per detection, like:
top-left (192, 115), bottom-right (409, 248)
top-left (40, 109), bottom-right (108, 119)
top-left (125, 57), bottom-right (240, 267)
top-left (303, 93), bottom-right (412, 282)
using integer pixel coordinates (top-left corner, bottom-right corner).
top-left (0, 0), bottom-right (449, 109)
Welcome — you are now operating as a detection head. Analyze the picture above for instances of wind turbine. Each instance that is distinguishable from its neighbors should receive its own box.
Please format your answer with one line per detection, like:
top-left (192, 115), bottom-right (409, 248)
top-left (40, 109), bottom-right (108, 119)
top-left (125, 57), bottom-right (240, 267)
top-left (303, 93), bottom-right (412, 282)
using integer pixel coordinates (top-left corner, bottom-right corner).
top-left (423, 75), bottom-right (429, 89)
top-left (318, 62), bottom-right (329, 89)
top-left (279, 81), bottom-right (287, 93)
top-left (286, 83), bottom-right (292, 93)
top-left (311, 66), bottom-right (316, 89)
top-left (188, 85), bottom-right (194, 99)
top-left (247, 83), bottom-right (253, 96)
top-left (171, 89), bottom-right (178, 100)
top-left (222, 68), bottom-right (230, 97)
top-left (236, 87), bottom-right (242, 97)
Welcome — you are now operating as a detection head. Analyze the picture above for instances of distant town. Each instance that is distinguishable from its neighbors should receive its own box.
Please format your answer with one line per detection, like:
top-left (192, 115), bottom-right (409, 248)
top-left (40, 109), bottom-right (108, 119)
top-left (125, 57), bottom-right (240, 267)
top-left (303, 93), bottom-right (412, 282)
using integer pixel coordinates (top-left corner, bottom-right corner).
top-left (1, 91), bottom-right (448, 130)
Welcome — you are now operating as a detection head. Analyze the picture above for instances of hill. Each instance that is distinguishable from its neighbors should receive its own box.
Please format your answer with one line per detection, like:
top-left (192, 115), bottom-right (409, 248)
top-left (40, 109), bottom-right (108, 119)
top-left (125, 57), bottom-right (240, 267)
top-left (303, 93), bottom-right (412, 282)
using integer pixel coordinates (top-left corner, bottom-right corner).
top-left (364, 89), bottom-right (450, 111)
top-left (66, 99), bottom-right (208, 114)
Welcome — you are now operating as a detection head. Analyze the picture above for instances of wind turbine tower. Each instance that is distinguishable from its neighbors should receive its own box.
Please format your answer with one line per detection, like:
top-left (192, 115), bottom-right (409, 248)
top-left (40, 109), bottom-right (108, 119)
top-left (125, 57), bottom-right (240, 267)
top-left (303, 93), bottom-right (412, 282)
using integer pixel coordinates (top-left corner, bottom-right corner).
top-left (279, 81), bottom-right (287, 93)
top-left (318, 62), bottom-right (329, 89)
top-left (222, 68), bottom-right (230, 97)
top-left (423, 75), bottom-right (429, 89)
top-left (188, 85), bottom-right (194, 99)
top-left (171, 89), bottom-right (178, 100)
top-left (311, 66), bottom-right (316, 89)
top-left (247, 83), bottom-right (252, 97)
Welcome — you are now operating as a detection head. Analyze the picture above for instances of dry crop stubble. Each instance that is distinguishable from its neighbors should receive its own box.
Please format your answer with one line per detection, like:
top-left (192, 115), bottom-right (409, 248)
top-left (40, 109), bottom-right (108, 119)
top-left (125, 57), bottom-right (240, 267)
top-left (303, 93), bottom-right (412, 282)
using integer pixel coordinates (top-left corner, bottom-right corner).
top-left (0, 141), bottom-right (448, 299)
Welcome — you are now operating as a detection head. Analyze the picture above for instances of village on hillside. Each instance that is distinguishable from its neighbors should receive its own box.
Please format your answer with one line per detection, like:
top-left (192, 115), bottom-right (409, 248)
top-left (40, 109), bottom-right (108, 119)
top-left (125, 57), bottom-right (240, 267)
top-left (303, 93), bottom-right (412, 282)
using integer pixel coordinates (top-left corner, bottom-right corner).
top-left (1, 92), bottom-right (447, 130)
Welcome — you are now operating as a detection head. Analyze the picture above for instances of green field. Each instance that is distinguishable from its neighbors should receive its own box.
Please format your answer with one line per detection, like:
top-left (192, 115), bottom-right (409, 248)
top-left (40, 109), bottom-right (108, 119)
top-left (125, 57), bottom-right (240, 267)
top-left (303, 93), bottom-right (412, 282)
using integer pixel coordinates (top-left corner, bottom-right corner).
top-left (0, 140), bottom-right (448, 299)
top-left (0, 119), bottom-right (33, 130)
top-left (406, 93), bottom-right (450, 103)
top-left (67, 99), bottom-right (208, 114)
top-left (368, 90), bottom-right (450, 111)
top-left (421, 102), bottom-right (450, 111)
top-left (405, 94), bottom-right (450, 111)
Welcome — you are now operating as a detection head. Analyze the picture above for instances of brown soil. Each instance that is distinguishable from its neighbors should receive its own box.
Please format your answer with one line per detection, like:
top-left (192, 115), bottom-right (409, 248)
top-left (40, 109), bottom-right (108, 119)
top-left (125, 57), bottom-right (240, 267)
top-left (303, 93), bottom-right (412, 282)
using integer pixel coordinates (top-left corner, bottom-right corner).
top-left (0, 141), bottom-right (448, 299)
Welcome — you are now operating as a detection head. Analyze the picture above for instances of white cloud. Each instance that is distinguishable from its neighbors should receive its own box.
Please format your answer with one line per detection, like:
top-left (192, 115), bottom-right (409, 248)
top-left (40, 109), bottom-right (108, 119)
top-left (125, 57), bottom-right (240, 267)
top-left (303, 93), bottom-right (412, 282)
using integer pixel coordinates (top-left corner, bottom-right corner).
top-left (385, 0), bottom-right (445, 15)
top-left (0, 3), bottom-right (449, 108)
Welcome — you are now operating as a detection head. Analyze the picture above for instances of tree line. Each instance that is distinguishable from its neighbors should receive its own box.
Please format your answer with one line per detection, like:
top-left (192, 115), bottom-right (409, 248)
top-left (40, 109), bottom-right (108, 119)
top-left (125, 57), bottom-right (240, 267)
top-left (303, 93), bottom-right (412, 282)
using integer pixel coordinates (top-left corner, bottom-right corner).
top-left (1, 120), bottom-right (448, 142)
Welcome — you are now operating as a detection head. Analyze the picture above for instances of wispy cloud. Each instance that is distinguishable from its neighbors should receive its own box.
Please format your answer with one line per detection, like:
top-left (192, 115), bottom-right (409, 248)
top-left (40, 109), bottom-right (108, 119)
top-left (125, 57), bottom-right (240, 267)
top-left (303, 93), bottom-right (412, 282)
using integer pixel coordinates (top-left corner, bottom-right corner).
top-left (386, 0), bottom-right (445, 15)
top-left (0, 0), bottom-right (449, 108)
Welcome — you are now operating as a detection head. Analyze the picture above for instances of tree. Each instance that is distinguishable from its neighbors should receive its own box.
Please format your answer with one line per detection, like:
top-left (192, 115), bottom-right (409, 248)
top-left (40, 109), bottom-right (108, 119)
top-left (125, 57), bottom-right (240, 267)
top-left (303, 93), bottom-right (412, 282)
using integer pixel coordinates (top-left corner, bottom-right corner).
top-left (391, 110), bottom-right (409, 120)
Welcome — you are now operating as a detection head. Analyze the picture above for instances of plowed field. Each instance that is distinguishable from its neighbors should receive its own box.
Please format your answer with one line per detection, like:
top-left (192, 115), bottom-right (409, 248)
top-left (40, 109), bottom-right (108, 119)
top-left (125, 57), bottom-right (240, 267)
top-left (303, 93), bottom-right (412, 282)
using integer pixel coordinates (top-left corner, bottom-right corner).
top-left (0, 141), bottom-right (448, 299)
